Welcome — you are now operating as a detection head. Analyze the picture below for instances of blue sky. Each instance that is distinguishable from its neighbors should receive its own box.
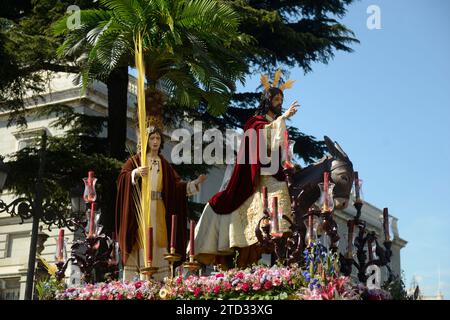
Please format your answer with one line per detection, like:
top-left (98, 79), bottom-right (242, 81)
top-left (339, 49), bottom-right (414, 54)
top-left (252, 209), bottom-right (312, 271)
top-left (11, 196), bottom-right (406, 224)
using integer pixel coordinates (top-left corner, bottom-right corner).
top-left (236, 0), bottom-right (450, 298)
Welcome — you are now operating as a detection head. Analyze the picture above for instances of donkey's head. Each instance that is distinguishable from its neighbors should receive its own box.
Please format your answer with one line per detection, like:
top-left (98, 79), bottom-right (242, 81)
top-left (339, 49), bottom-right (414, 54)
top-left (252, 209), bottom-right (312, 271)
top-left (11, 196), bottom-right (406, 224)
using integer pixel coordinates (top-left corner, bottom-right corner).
top-left (323, 136), bottom-right (354, 210)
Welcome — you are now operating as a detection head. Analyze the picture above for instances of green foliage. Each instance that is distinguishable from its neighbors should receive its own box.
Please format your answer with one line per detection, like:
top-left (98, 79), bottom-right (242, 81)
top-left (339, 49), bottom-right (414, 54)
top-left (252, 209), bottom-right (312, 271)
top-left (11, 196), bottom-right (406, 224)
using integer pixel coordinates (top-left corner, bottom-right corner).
top-left (0, 0), bottom-right (95, 127)
top-left (4, 104), bottom-right (122, 229)
top-left (382, 270), bottom-right (411, 300)
top-left (35, 276), bottom-right (66, 300)
top-left (54, 0), bottom-right (248, 116)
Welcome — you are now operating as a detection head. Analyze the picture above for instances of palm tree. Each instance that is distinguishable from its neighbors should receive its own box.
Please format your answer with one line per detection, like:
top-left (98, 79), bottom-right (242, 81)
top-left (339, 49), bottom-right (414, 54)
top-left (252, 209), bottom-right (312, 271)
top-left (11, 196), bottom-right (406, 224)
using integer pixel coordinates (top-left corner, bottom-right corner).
top-left (54, 0), bottom-right (248, 156)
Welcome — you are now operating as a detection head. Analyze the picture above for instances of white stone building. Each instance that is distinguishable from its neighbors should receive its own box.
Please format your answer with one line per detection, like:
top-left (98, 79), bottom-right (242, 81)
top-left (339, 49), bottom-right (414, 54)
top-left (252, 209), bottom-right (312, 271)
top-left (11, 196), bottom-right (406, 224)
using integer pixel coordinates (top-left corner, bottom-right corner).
top-left (0, 73), bottom-right (407, 299)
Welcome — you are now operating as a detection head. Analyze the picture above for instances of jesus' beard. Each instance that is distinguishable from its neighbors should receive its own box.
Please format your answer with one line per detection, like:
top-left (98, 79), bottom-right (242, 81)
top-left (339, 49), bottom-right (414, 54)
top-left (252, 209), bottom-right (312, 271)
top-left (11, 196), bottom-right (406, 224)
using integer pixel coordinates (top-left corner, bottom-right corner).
top-left (269, 104), bottom-right (282, 117)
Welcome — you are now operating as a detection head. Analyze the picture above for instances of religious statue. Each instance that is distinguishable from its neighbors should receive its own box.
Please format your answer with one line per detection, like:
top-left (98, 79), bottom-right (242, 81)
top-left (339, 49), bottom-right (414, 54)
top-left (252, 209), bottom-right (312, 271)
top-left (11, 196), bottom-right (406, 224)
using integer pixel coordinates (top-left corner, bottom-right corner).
top-left (189, 70), bottom-right (299, 268)
top-left (115, 108), bottom-right (207, 281)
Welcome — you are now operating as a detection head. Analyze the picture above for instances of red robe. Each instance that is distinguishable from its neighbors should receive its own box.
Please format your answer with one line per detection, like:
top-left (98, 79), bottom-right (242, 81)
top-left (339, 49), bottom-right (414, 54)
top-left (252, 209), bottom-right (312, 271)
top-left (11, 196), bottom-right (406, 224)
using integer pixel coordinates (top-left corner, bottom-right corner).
top-left (208, 115), bottom-right (285, 214)
top-left (115, 154), bottom-right (188, 266)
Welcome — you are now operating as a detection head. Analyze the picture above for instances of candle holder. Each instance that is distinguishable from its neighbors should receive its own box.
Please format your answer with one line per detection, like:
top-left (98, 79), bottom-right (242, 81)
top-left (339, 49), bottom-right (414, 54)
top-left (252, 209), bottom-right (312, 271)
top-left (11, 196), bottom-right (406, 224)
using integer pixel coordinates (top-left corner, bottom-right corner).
top-left (183, 255), bottom-right (201, 274)
top-left (55, 260), bottom-right (71, 282)
top-left (164, 247), bottom-right (181, 279)
top-left (339, 200), bottom-right (394, 283)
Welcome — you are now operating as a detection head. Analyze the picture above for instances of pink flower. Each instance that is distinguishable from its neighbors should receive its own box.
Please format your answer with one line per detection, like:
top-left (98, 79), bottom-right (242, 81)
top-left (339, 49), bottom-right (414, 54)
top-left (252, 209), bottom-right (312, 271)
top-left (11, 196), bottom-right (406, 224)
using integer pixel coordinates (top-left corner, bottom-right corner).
top-left (134, 281), bottom-right (143, 289)
top-left (242, 283), bottom-right (250, 292)
top-left (194, 287), bottom-right (201, 298)
top-left (135, 291), bottom-right (143, 300)
top-left (273, 278), bottom-right (282, 286)
top-left (264, 281), bottom-right (272, 290)
top-left (215, 273), bottom-right (225, 278)
top-left (100, 294), bottom-right (108, 300)
top-left (224, 282), bottom-right (232, 291)
top-left (117, 293), bottom-right (124, 300)
top-left (252, 283), bottom-right (261, 291)
top-left (321, 283), bottom-right (336, 300)
top-left (236, 272), bottom-right (244, 279)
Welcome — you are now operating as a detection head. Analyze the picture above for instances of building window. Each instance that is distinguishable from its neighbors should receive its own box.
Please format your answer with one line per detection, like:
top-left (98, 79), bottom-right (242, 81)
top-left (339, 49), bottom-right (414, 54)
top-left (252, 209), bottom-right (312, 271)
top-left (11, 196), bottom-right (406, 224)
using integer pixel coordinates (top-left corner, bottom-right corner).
top-left (12, 127), bottom-right (48, 151)
top-left (7, 232), bottom-right (31, 258)
top-left (0, 278), bottom-right (21, 300)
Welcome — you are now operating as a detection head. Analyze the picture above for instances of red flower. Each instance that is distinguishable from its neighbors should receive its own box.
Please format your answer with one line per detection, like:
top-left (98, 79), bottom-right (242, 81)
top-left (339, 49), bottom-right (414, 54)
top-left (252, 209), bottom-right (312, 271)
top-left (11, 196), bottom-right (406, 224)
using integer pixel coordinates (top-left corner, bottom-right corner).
top-left (194, 287), bottom-right (202, 298)
top-left (117, 293), bottom-right (124, 300)
top-left (224, 282), bottom-right (232, 291)
top-left (100, 294), bottom-right (108, 300)
top-left (135, 291), bottom-right (143, 300)
top-left (134, 281), bottom-right (143, 289)
top-left (213, 285), bottom-right (221, 295)
top-left (321, 284), bottom-right (336, 300)
top-left (242, 283), bottom-right (250, 292)
top-left (236, 272), bottom-right (244, 279)
top-left (215, 273), bottom-right (225, 278)
top-left (264, 281), bottom-right (272, 290)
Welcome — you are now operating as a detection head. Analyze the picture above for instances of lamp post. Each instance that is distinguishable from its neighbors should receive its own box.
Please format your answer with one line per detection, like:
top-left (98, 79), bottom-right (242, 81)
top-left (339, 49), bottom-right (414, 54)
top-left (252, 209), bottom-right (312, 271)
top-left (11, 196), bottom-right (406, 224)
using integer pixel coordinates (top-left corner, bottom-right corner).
top-left (24, 132), bottom-right (46, 300)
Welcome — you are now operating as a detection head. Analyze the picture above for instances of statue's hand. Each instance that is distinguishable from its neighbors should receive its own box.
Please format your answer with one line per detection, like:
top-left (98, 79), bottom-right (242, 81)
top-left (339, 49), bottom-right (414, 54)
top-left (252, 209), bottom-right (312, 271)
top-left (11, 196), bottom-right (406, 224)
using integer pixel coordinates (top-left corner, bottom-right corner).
top-left (196, 174), bottom-right (207, 186)
top-left (136, 166), bottom-right (149, 177)
top-left (282, 100), bottom-right (300, 119)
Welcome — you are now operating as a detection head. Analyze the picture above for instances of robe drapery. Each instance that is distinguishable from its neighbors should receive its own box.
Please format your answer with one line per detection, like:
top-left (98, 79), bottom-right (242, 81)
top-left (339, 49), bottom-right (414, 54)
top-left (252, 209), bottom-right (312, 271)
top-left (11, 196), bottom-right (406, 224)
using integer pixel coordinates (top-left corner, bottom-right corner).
top-left (190, 114), bottom-right (293, 266)
top-left (115, 153), bottom-right (196, 272)
top-left (208, 115), bottom-right (286, 214)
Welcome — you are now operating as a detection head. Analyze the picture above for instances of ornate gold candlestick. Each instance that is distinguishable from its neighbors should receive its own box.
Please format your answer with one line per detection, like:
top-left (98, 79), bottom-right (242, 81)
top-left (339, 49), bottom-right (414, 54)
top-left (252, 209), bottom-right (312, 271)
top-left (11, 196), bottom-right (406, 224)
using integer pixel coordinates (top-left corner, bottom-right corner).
top-left (164, 247), bottom-right (181, 279)
top-left (141, 262), bottom-right (159, 280)
top-left (183, 255), bottom-right (201, 274)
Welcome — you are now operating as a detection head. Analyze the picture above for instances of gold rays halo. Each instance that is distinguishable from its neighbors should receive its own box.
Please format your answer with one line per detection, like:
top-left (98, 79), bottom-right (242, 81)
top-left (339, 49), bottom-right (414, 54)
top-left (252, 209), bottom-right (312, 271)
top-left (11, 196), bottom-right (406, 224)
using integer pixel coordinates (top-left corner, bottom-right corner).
top-left (260, 69), bottom-right (295, 92)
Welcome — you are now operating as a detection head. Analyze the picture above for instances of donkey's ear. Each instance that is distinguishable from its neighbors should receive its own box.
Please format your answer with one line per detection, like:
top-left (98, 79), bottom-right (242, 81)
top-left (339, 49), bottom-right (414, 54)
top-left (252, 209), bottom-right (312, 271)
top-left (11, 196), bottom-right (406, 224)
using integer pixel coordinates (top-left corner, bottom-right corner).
top-left (324, 136), bottom-right (349, 161)
top-left (324, 136), bottom-right (339, 158)
top-left (334, 141), bottom-right (350, 160)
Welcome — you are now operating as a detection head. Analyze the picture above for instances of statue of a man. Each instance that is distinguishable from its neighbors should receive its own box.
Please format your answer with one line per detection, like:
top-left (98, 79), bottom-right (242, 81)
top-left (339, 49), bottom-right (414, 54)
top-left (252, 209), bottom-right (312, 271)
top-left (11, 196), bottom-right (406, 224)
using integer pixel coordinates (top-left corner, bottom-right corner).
top-left (115, 126), bottom-right (206, 281)
top-left (190, 84), bottom-right (299, 268)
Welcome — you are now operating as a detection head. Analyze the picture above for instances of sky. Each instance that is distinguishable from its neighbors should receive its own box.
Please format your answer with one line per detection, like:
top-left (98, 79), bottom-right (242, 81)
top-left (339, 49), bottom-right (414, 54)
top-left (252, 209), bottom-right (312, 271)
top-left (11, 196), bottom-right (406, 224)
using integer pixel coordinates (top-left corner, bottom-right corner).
top-left (236, 0), bottom-right (450, 298)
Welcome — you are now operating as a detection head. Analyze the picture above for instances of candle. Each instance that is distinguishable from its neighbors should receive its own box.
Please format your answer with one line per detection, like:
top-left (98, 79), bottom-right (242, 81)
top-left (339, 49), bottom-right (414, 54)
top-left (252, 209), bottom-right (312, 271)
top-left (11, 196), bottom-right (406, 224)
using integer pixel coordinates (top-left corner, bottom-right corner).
top-left (87, 171), bottom-right (95, 202)
top-left (323, 171), bottom-right (329, 212)
top-left (354, 171), bottom-right (360, 201)
top-left (189, 220), bottom-right (195, 256)
top-left (283, 130), bottom-right (293, 169)
top-left (57, 228), bottom-right (64, 262)
top-left (170, 214), bottom-right (177, 250)
top-left (262, 186), bottom-right (268, 211)
top-left (88, 170), bottom-right (94, 184)
top-left (368, 240), bottom-right (374, 261)
top-left (383, 207), bottom-right (390, 241)
top-left (147, 227), bottom-right (153, 263)
top-left (271, 197), bottom-right (279, 234)
top-left (284, 130), bottom-right (289, 163)
top-left (346, 221), bottom-right (354, 259)
top-left (308, 214), bottom-right (314, 245)
top-left (88, 202), bottom-right (96, 238)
